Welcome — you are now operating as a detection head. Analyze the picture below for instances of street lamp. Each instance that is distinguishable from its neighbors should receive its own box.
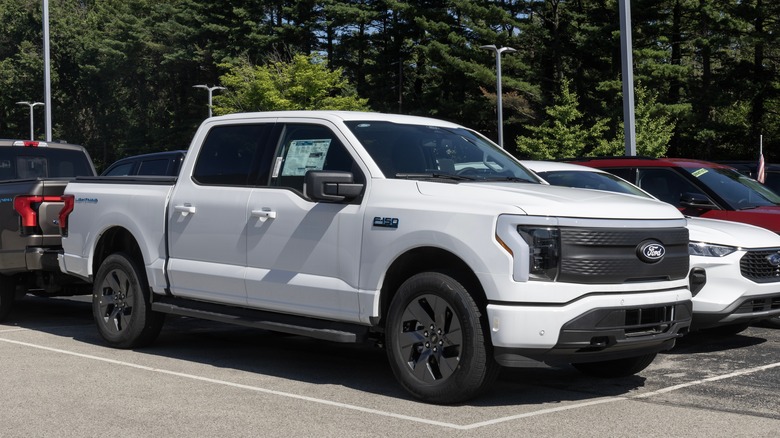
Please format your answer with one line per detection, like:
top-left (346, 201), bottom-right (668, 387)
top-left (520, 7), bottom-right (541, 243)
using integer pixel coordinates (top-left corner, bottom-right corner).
top-left (193, 84), bottom-right (226, 118)
top-left (480, 45), bottom-right (516, 149)
top-left (16, 101), bottom-right (44, 141)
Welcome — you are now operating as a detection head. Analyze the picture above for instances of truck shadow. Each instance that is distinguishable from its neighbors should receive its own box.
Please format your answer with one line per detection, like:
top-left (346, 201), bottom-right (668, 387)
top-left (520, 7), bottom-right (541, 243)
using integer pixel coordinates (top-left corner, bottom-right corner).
top-left (3, 296), bottom-right (769, 407)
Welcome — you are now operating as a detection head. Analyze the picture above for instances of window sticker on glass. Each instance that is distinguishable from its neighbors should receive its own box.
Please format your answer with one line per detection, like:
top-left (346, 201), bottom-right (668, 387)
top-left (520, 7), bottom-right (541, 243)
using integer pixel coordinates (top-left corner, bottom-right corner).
top-left (281, 139), bottom-right (331, 176)
top-left (692, 168), bottom-right (708, 178)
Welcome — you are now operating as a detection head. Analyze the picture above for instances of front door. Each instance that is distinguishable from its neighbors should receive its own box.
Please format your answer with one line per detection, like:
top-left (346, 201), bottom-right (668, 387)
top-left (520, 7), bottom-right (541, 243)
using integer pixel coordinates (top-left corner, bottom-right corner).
top-left (244, 121), bottom-right (366, 322)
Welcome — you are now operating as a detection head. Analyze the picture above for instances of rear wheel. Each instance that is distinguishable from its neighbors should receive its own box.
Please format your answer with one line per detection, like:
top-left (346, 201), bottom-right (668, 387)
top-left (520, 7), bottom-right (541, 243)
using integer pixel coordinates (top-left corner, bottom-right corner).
top-left (385, 272), bottom-right (499, 404)
top-left (0, 275), bottom-right (15, 322)
top-left (93, 253), bottom-right (164, 348)
top-left (572, 353), bottom-right (657, 378)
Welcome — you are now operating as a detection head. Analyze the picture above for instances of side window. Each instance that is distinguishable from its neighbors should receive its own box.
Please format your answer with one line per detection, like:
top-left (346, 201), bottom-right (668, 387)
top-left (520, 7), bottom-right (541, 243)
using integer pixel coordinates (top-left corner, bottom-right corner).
top-left (603, 167), bottom-right (635, 184)
top-left (637, 168), bottom-right (707, 206)
top-left (137, 159), bottom-right (170, 176)
top-left (193, 124), bottom-right (273, 186)
top-left (271, 124), bottom-right (363, 193)
top-left (104, 162), bottom-right (135, 176)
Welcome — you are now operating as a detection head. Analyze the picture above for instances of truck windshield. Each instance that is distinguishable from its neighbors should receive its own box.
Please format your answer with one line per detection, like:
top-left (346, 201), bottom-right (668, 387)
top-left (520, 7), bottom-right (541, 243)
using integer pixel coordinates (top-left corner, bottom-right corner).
top-left (536, 170), bottom-right (652, 199)
top-left (344, 121), bottom-right (539, 183)
top-left (682, 166), bottom-right (780, 209)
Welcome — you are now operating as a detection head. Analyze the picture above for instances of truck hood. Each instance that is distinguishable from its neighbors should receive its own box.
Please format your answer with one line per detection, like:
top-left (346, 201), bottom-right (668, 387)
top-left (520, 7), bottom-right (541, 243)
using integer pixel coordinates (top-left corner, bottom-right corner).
top-left (417, 181), bottom-right (685, 220)
top-left (687, 217), bottom-right (780, 248)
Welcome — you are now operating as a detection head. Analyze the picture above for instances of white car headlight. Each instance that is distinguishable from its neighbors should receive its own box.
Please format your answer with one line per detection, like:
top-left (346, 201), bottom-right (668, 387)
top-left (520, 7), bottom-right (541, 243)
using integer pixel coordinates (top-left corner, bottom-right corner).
top-left (688, 241), bottom-right (736, 257)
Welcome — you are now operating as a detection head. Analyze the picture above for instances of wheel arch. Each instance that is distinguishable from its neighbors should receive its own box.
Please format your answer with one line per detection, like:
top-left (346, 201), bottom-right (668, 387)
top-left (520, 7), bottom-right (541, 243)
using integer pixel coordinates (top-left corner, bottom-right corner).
top-left (92, 226), bottom-right (144, 277)
top-left (378, 247), bottom-right (486, 328)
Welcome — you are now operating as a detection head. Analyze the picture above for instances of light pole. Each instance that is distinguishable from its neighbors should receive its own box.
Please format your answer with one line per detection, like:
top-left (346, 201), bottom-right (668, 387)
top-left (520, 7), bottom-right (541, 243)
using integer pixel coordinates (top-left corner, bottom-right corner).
top-left (481, 45), bottom-right (516, 149)
top-left (16, 101), bottom-right (44, 141)
top-left (193, 85), bottom-right (226, 118)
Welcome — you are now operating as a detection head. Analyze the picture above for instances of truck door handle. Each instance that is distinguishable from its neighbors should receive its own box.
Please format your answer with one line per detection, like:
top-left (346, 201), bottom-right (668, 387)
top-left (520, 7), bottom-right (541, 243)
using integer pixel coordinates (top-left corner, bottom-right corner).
top-left (251, 209), bottom-right (277, 221)
top-left (174, 204), bottom-right (196, 216)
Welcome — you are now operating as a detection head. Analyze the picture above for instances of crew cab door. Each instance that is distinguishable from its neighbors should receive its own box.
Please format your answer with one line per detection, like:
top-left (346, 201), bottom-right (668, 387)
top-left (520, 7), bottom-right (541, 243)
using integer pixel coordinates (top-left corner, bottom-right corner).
top-left (167, 122), bottom-right (277, 305)
top-left (245, 121), bottom-right (366, 322)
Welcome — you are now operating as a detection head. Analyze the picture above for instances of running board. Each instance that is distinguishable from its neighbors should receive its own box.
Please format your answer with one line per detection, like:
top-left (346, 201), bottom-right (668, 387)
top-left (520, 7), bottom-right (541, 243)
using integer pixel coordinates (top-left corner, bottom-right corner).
top-left (151, 296), bottom-right (369, 344)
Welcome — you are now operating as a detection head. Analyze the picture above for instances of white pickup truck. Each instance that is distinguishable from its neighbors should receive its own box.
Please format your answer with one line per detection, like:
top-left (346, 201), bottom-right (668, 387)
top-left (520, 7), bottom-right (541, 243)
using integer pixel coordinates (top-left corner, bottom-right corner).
top-left (59, 111), bottom-right (693, 403)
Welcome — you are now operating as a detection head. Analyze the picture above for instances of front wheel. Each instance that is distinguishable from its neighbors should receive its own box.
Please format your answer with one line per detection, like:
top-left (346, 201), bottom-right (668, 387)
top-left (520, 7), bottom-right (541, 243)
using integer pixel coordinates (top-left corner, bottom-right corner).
top-left (703, 322), bottom-right (750, 336)
top-left (0, 275), bottom-right (16, 322)
top-left (385, 272), bottom-right (499, 404)
top-left (572, 352), bottom-right (657, 378)
top-left (93, 253), bottom-right (164, 348)
top-left (761, 316), bottom-right (780, 329)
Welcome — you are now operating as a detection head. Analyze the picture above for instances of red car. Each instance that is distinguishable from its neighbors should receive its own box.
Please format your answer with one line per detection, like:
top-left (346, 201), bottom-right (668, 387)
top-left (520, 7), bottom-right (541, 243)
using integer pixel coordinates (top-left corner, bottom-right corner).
top-left (571, 157), bottom-right (780, 233)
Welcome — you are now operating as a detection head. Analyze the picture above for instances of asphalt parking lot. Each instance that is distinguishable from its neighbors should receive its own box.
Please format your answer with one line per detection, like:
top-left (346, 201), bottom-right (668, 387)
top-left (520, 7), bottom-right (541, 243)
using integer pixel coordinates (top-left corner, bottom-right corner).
top-left (1, 295), bottom-right (778, 437)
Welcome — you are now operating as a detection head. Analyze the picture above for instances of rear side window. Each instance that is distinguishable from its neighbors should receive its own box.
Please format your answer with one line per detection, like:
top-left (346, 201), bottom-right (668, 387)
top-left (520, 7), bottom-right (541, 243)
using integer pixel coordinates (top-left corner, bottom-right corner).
top-left (0, 148), bottom-right (94, 180)
top-left (137, 159), bottom-right (170, 176)
top-left (193, 124), bottom-right (274, 186)
top-left (103, 162), bottom-right (135, 176)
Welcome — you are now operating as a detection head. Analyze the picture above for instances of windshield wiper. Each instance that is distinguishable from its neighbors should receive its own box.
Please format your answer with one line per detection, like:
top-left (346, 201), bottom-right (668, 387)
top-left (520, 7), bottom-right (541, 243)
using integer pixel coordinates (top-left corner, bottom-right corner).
top-left (394, 172), bottom-right (477, 181)
top-left (480, 176), bottom-right (535, 183)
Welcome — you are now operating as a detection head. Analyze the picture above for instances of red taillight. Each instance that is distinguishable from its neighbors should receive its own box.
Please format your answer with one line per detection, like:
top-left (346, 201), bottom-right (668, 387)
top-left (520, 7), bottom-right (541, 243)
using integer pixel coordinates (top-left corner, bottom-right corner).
top-left (13, 195), bottom-right (66, 232)
top-left (59, 195), bottom-right (75, 236)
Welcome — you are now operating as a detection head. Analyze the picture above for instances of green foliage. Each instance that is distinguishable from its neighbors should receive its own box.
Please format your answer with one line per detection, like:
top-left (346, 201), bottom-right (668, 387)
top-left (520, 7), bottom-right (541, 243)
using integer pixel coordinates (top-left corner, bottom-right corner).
top-left (515, 81), bottom-right (609, 160)
top-left (0, 0), bottom-right (779, 165)
top-left (214, 53), bottom-right (368, 113)
top-left (591, 86), bottom-right (678, 158)
top-left (517, 81), bottom-right (676, 159)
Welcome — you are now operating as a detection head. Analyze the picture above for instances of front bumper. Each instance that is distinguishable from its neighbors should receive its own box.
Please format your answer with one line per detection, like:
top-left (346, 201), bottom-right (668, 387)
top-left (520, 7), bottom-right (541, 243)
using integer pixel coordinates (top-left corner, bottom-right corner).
top-left (689, 253), bottom-right (780, 329)
top-left (487, 287), bottom-right (692, 367)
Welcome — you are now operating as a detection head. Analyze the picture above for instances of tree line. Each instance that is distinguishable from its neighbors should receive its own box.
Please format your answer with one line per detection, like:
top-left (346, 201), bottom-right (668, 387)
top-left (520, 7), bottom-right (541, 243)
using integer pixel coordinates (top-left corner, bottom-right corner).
top-left (0, 0), bottom-right (778, 170)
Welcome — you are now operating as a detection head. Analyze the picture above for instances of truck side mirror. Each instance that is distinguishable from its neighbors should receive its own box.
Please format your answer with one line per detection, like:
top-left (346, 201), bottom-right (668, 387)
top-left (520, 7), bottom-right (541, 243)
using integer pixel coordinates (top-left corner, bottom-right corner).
top-left (305, 171), bottom-right (364, 202)
top-left (680, 192), bottom-right (717, 209)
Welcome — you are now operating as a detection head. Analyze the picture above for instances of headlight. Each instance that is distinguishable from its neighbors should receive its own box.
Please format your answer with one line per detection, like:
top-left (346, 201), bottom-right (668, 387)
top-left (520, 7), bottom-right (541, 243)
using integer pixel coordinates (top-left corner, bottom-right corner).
top-left (688, 241), bottom-right (736, 257)
top-left (517, 227), bottom-right (561, 281)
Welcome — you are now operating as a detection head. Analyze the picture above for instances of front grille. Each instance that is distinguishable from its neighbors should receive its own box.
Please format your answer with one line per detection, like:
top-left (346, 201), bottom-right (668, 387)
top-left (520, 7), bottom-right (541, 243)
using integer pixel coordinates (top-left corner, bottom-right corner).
top-left (558, 227), bottom-right (689, 284)
top-left (740, 250), bottom-right (780, 283)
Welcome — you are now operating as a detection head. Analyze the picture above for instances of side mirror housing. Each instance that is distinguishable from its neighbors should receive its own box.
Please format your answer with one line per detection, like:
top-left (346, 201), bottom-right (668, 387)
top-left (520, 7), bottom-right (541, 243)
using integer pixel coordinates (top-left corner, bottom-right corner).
top-left (305, 171), bottom-right (364, 202)
top-left (680, 192), bottom-right (717, 209)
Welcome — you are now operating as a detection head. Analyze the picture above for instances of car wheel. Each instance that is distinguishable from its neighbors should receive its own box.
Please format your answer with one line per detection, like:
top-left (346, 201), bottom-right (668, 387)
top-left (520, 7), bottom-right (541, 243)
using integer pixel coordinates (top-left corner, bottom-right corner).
top-left (572, 353), bottom-right (657, 378)
top-left (93, 253), bottom-right (164, 348)
top-left (760, 316), bottom-right (780, 329)
top-left (385, 272), bottom-right (499, 404)
top-left (702, 322), bottom-right (751, 336)
top-left (0, 275), bottom-right (15, 322)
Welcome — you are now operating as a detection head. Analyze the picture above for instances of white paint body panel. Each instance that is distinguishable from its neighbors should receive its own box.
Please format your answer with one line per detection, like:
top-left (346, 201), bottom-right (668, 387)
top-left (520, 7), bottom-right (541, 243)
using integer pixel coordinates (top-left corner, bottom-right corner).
top-left (61, 111), bottom-right (693, 350)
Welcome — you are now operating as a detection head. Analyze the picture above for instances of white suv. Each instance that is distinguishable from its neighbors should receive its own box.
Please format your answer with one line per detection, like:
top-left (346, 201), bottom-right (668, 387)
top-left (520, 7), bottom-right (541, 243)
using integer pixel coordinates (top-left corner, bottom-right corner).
top-left (523, 160), bottom-right (780, 334)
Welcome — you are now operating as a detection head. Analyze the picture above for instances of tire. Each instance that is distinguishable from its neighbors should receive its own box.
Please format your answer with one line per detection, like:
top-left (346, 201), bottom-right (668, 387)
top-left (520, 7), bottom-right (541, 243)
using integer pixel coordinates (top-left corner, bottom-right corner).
top-left (761, 316), bottom-right (780, 329)
top-left (93, 253), bottom-right (164, 349)
top-left (572, 353), bottom-right (657, 378)
top-left (703, 322), bottom-right (750, 336)
top-left (385, 272), bottom-right (499, 404)
top-left (0, 275), bottom-right (15, 322)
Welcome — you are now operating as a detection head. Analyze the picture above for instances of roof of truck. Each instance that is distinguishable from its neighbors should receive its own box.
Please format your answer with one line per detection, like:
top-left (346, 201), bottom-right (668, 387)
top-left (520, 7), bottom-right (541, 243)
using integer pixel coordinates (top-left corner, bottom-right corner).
top-left (0, 139), bottom-right (87, 151)
top-left (208, 110), bottom-right (464, 128)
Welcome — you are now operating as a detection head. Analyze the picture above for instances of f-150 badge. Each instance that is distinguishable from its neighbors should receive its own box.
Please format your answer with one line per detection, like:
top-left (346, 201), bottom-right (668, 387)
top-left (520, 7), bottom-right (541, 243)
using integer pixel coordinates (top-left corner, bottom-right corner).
top-left (373, 217), bottom-right (399, 228)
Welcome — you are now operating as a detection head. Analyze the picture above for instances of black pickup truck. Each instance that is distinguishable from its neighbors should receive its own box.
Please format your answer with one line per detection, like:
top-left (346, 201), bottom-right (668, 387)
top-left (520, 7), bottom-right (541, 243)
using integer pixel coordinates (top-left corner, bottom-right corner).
top-left (0, 140), bottom-right (96, 321)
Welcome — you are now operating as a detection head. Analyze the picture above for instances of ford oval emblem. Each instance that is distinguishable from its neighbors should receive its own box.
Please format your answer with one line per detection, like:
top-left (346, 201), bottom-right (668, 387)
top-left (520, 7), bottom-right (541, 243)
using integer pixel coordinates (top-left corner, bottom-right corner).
top-left (637, 240), bottom-right (666, 263)
top-left (767, 252), bottom-right (780, 267)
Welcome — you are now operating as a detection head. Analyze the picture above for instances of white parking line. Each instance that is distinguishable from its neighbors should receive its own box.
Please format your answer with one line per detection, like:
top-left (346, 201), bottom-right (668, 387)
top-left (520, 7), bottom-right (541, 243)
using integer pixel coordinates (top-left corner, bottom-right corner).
top-left (1, 335), bottom-right (779, 430)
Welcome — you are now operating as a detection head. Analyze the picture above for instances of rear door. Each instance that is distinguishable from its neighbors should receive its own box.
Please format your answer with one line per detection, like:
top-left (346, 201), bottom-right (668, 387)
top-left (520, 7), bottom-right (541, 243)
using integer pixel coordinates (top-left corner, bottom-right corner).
top-left (166, 121), bottom-right (276, 305)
